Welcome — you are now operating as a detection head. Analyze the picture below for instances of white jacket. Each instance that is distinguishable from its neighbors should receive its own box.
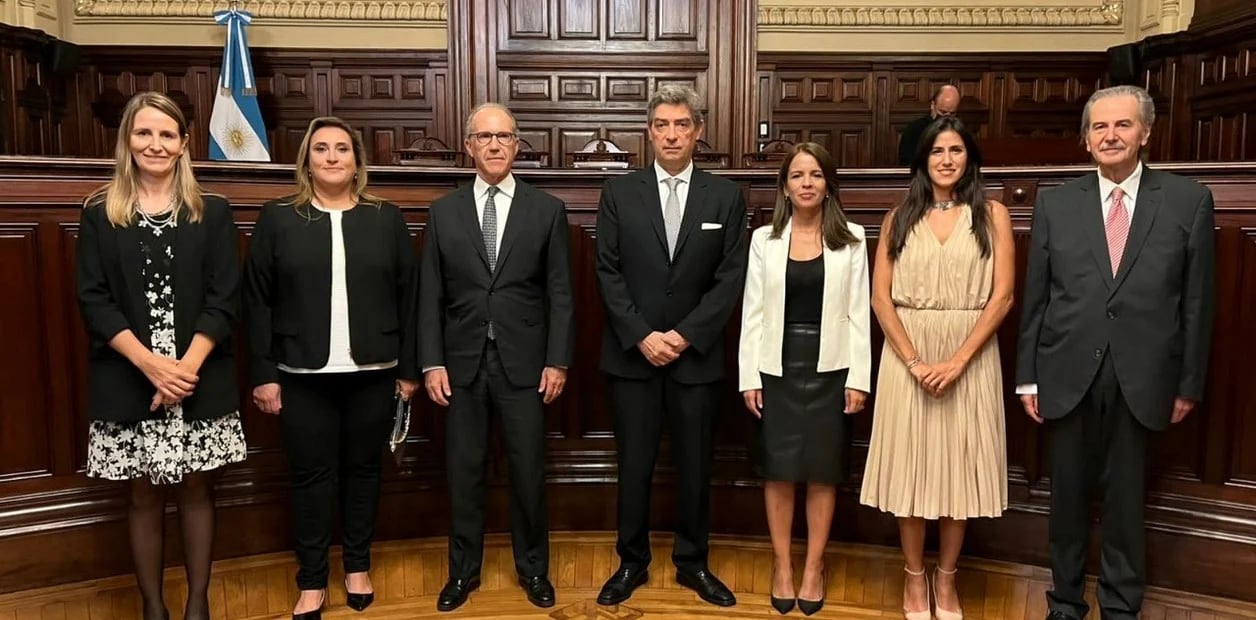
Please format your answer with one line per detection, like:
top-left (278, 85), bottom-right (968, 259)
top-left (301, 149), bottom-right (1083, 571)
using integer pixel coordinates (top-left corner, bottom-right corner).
top-left (737, 218), bottom-right (872, 393)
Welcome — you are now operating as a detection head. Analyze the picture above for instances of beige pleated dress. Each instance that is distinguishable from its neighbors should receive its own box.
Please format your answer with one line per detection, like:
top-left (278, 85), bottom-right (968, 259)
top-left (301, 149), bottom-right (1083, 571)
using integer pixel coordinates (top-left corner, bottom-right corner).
top-left (859, 205), bottom-right (1007, 519)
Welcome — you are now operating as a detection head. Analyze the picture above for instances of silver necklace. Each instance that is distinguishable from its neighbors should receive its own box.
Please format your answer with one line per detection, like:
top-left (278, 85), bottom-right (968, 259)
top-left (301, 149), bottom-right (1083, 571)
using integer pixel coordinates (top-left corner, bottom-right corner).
top-left (135, 196), bottom-right (177, 230)
top-left (932, 200), bottom-right (957, 210)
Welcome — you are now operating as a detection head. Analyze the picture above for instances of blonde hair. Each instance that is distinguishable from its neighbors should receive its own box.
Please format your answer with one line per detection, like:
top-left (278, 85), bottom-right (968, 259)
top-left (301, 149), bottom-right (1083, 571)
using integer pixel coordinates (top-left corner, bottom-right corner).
top-left (285, 116), bottom-right (381, 211)
top-left (85, 92), bottom-right (205, 227)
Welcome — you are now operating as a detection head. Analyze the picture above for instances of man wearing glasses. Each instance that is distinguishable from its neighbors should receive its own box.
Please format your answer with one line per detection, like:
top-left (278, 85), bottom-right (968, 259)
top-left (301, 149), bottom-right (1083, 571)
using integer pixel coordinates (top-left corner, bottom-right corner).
top-left (419, 102), bottom-right (574, 612)
top-left (594, 84), bottom-right (747, 607)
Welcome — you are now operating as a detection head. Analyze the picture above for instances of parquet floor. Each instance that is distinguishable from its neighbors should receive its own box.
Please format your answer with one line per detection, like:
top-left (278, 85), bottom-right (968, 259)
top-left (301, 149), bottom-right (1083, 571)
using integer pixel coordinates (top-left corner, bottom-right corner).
top-left (0, 532), bottom-right (1252, 619)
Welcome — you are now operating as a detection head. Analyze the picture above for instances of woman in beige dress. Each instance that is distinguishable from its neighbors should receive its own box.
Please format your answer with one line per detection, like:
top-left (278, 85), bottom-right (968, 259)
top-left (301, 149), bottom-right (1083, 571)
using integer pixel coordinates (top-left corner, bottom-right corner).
top-left (860, 116), bottom-right (1015, 620)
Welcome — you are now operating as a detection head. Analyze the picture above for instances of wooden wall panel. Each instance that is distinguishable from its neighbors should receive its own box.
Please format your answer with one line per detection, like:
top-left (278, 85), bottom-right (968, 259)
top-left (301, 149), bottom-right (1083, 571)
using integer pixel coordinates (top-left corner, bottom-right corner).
top-left (0, 224), bottom-right (53, 478)
top-left (1, 159), bottom-right (1255, 603)
top-left (758, 53), bottom-right (1105, 167)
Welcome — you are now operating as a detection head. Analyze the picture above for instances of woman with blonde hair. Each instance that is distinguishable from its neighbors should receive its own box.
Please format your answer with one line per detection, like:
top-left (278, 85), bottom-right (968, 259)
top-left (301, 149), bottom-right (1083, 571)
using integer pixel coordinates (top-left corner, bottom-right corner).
top-left (244, 116), bottom-right (420, 619)
top-left (76, 91), bottom-right (247, 620)
top-left (738, 142), bottom-right (871, 616)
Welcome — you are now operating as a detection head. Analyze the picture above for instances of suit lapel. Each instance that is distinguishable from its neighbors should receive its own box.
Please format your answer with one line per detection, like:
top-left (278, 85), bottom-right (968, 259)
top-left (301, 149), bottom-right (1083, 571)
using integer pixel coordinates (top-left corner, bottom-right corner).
top-left (671, 168), bottom-right (708, 258)
top-left (637, 167), bottom-right (670, 259)
top-left (1079, 174), bottom-right (1113, 291)
top-left (454, 184), bottom-right (491, 273)
top-left (492, 181), bottom-right (527, 282)
top-left (1111, 168), bottom-right (1162, 294)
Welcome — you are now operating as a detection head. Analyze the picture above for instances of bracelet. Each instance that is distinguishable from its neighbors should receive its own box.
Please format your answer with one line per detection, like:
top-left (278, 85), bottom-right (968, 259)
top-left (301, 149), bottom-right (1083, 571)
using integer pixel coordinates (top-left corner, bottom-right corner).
top-left (906, 357), bottom-right (922, 369)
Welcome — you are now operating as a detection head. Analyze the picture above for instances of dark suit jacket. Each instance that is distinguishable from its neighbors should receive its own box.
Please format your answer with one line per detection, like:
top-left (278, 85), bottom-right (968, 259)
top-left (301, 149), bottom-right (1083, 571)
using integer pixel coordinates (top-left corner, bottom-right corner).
top-left (75, 195), bottom-right (240, 422)
top-left (595, 166), bottom-right (748, 383)
top-left (1016, 167), bottom-right (1216, 430)
top-left (898, 114), bottom-right (933, 166)
top-left (419, 179), bottom-right (574, 388)
top-left (243, 198), bottom-right (419, 387)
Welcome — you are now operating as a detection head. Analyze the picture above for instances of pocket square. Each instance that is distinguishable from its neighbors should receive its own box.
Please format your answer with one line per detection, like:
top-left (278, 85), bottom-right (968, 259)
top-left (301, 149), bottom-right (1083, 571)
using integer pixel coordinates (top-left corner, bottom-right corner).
top-left (700, 222), bottom-right (723, 230)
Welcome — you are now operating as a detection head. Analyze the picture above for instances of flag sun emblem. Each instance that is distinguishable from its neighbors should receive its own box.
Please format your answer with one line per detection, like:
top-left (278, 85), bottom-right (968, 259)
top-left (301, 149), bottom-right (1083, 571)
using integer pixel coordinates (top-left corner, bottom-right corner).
top-left (220, 121), bottom-right (254, 156)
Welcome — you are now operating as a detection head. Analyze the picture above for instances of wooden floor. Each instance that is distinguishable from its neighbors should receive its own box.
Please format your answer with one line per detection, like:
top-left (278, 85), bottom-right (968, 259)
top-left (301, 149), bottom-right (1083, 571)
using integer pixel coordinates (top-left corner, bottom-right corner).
top-left (0, 532), bottom-right (1252, 619)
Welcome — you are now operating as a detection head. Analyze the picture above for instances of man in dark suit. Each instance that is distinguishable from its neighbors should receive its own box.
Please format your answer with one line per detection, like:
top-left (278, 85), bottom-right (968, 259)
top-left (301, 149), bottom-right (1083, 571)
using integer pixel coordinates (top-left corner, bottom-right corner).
top-left (898, 84), bottom-right (959, 165)
top-left (593, 84), bottom-right (747, 607)
top-left (1016, 85), bottom-right (1215, 620)
top-left (419, 102), bottom-right (574, 612)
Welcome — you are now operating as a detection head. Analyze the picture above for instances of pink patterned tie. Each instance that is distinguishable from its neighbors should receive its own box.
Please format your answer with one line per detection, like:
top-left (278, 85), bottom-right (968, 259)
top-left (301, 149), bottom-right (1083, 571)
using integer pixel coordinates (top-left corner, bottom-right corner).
top-left (1105, 187), bottom-right (1130, 276)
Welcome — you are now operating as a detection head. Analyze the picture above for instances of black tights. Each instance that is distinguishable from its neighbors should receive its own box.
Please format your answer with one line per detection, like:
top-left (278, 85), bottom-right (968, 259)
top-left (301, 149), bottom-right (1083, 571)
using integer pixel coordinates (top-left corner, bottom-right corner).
top-left (128, 471), bottom-right (216, 620)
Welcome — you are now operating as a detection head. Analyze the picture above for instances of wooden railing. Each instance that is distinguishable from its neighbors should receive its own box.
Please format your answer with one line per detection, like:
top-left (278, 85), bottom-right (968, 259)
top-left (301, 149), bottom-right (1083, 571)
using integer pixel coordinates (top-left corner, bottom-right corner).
top-left (1, 157), bottom-right (1253, 601)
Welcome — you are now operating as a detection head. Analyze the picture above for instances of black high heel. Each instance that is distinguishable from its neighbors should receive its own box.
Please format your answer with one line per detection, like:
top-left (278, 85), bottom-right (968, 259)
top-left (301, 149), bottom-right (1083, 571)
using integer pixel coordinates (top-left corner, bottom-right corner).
top-left (292, 589), bottom-right (325, 620)
top-left (770, 566), bottom-right (796, 615)
top-left (344, 576), bottom-right (375, 612)
top-left (796, 568), bottom-right (826, 616)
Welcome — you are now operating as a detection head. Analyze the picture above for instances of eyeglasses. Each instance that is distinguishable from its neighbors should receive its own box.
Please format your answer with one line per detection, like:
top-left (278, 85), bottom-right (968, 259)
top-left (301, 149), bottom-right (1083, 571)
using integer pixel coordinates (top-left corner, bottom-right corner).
top-left (468, 131), bottom-right (518, 146)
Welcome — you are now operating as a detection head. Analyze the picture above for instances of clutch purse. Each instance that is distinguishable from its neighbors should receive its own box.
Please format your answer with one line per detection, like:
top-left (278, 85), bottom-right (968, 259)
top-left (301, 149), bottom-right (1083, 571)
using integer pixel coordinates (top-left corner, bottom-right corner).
top-left (388, 393), bottom-right (412, 466)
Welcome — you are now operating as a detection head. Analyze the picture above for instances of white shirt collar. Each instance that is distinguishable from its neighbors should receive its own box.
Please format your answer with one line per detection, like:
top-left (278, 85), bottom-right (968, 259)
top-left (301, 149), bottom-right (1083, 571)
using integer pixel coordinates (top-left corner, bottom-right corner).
top-left (654, 160), bottom-right (694, 185)
top-left (1097, 161), bottom-right (1143, 201)
top-left (474, 173), bottom-right (516, 199)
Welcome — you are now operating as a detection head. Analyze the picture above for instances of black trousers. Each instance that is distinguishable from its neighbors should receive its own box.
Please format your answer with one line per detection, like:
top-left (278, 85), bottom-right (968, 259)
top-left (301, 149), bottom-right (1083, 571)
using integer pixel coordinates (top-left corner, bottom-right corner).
top-left (446, 340), bottom-right (548, 579)
top-left (1046, 353), bottom-right (1150, 620)
top-left (278, 368), bottom-right (396, 590)
top-left (607, 374), bottom-right (718, 573)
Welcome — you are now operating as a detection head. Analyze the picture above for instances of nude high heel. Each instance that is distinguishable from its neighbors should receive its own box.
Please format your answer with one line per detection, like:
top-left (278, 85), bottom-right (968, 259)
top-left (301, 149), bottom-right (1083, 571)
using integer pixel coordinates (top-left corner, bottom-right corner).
top-left (903, 566), bottom-right (931, 620)
top-left (932, 566), bottom-right (963, 620)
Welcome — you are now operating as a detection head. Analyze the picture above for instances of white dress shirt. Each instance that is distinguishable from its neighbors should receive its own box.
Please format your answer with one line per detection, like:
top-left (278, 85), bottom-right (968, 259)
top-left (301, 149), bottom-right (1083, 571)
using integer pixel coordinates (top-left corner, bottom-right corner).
top-left (474, 173), bottom-right (516, 255)
top-left (655, 159), bottom-right (694, 216)
top-left (1016, 162), bottom-right (1144, 396)
top-left (279, 201), bottom-right (397, 374)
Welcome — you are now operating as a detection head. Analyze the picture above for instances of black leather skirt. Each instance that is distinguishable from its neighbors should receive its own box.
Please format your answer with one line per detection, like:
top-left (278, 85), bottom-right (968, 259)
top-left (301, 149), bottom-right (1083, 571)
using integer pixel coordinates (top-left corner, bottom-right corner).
top-left (755, 322), bottom-right (851, 485)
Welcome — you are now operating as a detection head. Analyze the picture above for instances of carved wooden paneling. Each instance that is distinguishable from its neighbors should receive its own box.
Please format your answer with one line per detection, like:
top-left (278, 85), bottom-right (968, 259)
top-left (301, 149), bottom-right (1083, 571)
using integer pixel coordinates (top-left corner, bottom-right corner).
top-left (760, 54), bottom-right (1107, 166)
top-left (0, 224), bottom-right (53, 478)
top-left (608, 0), bottom-right (647, 39)
top-left (1227, 230), bottom-right (1256, 486)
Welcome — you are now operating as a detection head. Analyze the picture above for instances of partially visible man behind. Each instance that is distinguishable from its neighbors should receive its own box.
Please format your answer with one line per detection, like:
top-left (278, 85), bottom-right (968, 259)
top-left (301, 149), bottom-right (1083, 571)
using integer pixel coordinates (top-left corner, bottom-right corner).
top-left (419, 102), bottom-right (574, 613)
top-left (594, 84), bottom-right (747, 608)
top-left (1016, 84), bottom-right (1215, 620)
top-left (898, 84), bottom-right (960, 165)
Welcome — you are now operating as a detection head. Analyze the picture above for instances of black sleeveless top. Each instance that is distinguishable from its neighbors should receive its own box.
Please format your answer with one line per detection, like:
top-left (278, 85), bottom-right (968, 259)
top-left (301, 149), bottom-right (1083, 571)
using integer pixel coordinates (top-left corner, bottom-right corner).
top-left (784, 255), bottom-right (823, 324)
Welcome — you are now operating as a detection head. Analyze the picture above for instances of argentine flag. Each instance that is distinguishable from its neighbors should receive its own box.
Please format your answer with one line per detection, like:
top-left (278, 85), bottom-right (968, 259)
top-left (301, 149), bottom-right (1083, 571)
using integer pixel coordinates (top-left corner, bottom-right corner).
top-left (208, 8), bottom-right (270, 161)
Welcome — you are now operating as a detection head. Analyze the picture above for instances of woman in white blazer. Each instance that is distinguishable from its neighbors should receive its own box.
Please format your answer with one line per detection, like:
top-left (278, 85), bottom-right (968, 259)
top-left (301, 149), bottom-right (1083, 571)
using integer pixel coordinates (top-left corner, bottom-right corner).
top-left (738, 142), bottom-right (871, 616)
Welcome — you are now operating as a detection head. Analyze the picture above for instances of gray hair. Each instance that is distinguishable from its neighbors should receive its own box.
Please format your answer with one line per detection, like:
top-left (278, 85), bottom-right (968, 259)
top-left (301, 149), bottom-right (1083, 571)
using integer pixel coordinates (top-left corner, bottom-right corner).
top-left (646, 84), bottom-right (704, 125)
top-left (1080, 85), bottom-right (1155, 135)
top-left (465, 102), bottom-right (518, 136)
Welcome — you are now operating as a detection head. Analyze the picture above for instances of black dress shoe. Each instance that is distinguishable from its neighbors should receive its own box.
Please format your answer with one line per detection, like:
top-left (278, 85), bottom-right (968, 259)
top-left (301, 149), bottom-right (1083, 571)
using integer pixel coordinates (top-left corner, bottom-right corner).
top-left (597, 566), bottom-right (649, 605)
top-left (436, 576), bottom-right (480, 612)
top-left (770, 594), bottom-right (795, 614)
top-left (1046, 611), bottom-right (1081, 620)
top-left (676, 568), bottom-right (736, 607)
top-left (518, 574), bottom-right (556, 608)
top-left (344, 577), bottom-right (374, 612)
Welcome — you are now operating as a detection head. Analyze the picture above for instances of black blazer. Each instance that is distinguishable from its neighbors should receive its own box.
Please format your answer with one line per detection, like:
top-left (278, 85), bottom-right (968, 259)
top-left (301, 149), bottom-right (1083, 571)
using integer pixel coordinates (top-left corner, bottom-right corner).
top-left (75, 195), bottom-right (241, 422)
top-left (1016, 167), bottom-right (1216, 430)
top-left (419, 179), bottom-right (574, 388)
top-left (595, 166), bottom-right (748, 383)
top-left (243, 198), bottom-right (419, 387)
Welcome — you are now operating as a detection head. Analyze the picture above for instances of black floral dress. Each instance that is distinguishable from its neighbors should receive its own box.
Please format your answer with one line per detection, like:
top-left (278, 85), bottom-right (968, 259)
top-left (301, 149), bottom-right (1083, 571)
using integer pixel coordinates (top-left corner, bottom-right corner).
top-left (86, 209), bottom-right (247, 485)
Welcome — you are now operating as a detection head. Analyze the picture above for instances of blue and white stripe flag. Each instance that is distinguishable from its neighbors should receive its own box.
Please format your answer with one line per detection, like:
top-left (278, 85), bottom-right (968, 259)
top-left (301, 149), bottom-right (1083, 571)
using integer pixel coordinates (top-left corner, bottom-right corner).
top-left (208, 8), bottom-right (270, 161)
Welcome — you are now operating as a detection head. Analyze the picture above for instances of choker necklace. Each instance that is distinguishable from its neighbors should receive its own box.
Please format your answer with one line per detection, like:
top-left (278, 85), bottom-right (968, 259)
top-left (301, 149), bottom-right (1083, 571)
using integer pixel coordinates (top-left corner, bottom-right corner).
top-left (932, 200), bottom-right (957, 210)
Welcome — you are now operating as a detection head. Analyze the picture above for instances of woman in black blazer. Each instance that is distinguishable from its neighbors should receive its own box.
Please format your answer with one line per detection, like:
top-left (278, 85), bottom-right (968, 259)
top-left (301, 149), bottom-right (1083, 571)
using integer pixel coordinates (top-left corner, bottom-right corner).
top-left (244, 116), bottom-right (420, 619)
top-left (76, 91), bottom-right (246, 620)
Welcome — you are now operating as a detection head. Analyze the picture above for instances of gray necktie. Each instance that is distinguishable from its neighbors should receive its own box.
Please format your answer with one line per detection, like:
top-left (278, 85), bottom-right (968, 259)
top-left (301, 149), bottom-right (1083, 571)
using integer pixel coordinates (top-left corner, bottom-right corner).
top-left (483, 185), bottom-right (499, 339)
top-left (483, 185), bottom-right (499, 271)
top-left (663, 177), bottom-right (682, 258)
